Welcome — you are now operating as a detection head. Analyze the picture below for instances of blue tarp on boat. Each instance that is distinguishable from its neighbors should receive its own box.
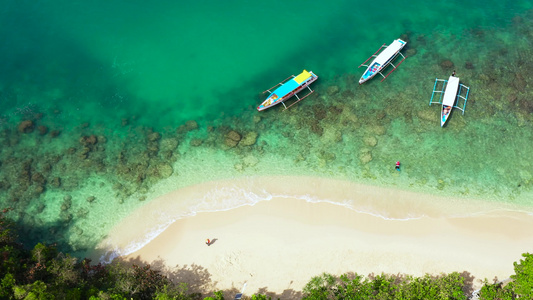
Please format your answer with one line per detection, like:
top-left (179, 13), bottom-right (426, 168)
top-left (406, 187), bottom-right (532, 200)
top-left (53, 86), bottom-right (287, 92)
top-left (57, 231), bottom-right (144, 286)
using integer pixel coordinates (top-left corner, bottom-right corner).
top-left (271, 78), bottom-right (299, 99)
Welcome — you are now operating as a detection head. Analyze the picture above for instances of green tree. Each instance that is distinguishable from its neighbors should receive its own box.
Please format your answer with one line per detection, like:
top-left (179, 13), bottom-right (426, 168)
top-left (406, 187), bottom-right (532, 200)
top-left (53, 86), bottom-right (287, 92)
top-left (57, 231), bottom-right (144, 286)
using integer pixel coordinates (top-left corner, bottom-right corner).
top-left (335, 273), bottom-right (373, 299)
top-left (1, 272), bottom-right (16, 298)
top-left (13, 280), bottom-right (54, 300)
top-left (203, 290), bottom-right (224, 300)
top-left (250, 294), bottom-right (271, 300)
top-left (478, 279), bottom-right (513, 300)
top-left (508, 252), bottom-right (533, 298)
top-left (302, 273), bottom-right (337, 299)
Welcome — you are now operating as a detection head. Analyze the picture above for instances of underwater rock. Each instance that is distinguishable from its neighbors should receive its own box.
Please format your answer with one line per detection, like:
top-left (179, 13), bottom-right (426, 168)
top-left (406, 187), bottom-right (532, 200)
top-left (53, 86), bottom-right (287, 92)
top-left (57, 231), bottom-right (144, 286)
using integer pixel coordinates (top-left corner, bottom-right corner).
top-left (417, 110), bottom-right (434, 122)
top-left (310, 121), bottom-right (324, 136)
top-left (440, 60), bottom-right (454, 69)
top-left (507, 93), bottom-right (517, 104)
top-left (60, 211), bottom-right (73, 223)
top-left (225, 130), bottom-right (242, 147)
top-left (37, 203), bottom-right (45, 214)
top-left (0, 180), bottom-right (11, 191)
top-left (518, 99), bottom-right (533, 114)
top-left (37, 125), bottom-right (48, 135)
top-left (363, 136), bottom-right (378, 147)
top-left (31, 172), bottom-right (46, 185)
top-left (327, 85), bottom-right (340, 96)
top-left (313, 105), bottom-right (327, 120)
top-left (321, 127), bottom-right (342, 144)
top-left (34, 185), bottom-right (45, 195)
top-left (400, 33), bottom-right (410, 43)
top-left (359, 149), bottom-right (373, 164)
top-left (239, 131), bottom-right (258, 147)
top-left (147, 143), bottom-right (159, 156)
top-left (157, 163), bottom-right (174, 178)
top-left (369, 125), bottom-right (386, 136)
top-left (514, 73), bottom-right (527, 92)
top-left (147, 131), bottom-right (161, 142)
top-left (50, 177), bottom-right (61, 188)
top-left (190, 138), bottom-right (203, 147)
top-left (406, 48), bottom-right (417, 57)
top-left (437, 179), bottom-right (446, 190)
top-left (79, 135), bottom-right (98, 146)
top-left (50, 130), bottom-right (61, 138)
top-left (87, 196), bottom-right (95, 203)
top-left (465, 61), bottom-right (474, 69)
top-left (160, 138), bottom-right (179, 152)
top-left (253, 115), bottom-right (262, 123)
top-left (185, 120), bottom-right (198, 130)
top-left (329, 105), bottom-right (343, 116)
top-left (41, 162), bottom-right (52, 173)
top-left (243, 155), bottom-right (259, 167)
top-left (60, 203), bottom-right (70, 211)
top-left (74, 226), bottom-right (84, 235)
top-left (18, 120), bottom-right (35, 133)
top-left (177, 120), bottom-right (199, 133)
top-left (320, 151), bottom-right (336, 162)
top-left (81, 122), bottom-right (90, 128)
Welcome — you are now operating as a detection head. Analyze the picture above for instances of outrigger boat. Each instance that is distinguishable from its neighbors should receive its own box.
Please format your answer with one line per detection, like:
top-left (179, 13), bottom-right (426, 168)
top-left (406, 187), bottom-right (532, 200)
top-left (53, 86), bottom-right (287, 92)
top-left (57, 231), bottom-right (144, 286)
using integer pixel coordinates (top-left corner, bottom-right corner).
top-left (429, 73), bottom-right (470, 127)
top-left (358, 39), bottom-right (407, 84)
top-left (257, 70), bottom-right (318, 111)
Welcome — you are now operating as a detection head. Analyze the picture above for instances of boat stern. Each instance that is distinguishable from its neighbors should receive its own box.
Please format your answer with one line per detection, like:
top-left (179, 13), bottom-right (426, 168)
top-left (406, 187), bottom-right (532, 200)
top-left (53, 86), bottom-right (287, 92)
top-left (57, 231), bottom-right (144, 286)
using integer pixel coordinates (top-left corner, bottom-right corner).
top-left (359, 62), bottom-right (380, 84)
top-left (441, 105), bottom-right (452, 127)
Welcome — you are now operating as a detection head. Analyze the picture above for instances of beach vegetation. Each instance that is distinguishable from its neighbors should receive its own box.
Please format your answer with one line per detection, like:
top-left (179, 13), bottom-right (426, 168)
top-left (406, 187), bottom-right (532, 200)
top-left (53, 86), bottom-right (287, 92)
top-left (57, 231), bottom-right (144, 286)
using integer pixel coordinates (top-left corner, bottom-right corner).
top-left (479, 252), bottom-right (533, 299)
top-left (302, 272), bottom-right (467, 300)
top-left (203, 290), bottom-right (225, 300)
top-left (508, 252), bottom-right (533, 298)
top-left (250, 294), bottom-right (272, 300)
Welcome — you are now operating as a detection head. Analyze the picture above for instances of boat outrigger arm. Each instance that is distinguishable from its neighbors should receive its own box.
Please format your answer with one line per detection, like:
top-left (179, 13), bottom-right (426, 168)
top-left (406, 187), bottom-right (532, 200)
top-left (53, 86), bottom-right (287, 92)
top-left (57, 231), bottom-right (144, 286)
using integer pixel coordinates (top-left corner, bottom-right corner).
top-left (257, 70), bottom-right (318, 111)
top-left (429, 75), bottom-right (470, 127)
top-left (358, 39), bottom-right (407, 84)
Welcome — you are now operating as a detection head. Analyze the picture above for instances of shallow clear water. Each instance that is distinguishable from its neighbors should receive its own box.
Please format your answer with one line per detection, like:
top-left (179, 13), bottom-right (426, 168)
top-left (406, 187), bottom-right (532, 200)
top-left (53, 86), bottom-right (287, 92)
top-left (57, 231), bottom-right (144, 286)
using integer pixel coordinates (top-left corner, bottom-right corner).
top-left (0, 0), bottom-right (532, 257)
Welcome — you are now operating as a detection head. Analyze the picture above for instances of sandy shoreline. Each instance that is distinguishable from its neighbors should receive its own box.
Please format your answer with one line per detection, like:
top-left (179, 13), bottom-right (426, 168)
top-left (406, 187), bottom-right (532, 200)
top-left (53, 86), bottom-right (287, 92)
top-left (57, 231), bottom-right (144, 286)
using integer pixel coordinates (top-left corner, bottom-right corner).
top-left (96, 176), bottom-right (533, 298)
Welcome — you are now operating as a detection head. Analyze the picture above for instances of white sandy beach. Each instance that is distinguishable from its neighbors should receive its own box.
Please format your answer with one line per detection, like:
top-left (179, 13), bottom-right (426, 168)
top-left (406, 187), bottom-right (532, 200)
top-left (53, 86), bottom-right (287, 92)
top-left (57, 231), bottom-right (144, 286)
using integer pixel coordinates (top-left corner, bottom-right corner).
top-left (97, 176), bottom-right (533, 299)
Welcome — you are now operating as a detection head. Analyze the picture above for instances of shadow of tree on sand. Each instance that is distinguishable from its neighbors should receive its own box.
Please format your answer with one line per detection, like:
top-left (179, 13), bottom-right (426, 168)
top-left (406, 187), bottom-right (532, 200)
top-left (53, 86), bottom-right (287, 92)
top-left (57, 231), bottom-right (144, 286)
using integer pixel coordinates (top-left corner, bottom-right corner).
top-left (121, 255), bottom-right (303, 300)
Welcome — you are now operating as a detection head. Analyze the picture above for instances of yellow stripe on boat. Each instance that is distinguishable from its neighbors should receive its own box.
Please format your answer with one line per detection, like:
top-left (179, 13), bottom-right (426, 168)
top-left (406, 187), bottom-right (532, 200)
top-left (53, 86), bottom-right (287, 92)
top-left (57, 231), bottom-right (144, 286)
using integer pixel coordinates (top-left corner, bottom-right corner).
top-left (293, 70), bottom-right (312, 84)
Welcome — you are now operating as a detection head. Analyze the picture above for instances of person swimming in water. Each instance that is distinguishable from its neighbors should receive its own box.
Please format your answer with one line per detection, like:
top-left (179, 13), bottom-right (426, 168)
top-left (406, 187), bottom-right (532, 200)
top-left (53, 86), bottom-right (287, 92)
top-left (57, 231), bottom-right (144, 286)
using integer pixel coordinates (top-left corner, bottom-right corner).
top-left (395, 161), bottom-right (401, 171)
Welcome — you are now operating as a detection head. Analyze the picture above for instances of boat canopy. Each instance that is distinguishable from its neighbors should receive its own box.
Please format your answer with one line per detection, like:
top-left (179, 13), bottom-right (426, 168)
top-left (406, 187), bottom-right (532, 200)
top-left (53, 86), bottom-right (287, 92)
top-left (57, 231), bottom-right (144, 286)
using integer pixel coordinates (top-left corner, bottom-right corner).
top-left (442, 76), bottom-right (460, 106)
top-left (270, 70), bottom-right (312, 99)
top-left (294, 70), bottom-right (312, 84)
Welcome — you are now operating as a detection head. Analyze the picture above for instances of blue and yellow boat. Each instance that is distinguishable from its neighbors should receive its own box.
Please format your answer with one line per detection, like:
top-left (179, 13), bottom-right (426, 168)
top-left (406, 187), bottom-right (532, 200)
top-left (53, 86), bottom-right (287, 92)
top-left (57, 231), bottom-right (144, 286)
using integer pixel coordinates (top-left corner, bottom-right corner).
top-left (257, 70), bottom-right (318, 111)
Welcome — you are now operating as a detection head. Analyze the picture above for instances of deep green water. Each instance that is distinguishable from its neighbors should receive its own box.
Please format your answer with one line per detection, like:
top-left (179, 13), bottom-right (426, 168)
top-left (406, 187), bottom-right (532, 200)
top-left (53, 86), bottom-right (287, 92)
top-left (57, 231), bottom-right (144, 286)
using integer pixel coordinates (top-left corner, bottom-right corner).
top-left (0, 0), bottom-right (532, 257)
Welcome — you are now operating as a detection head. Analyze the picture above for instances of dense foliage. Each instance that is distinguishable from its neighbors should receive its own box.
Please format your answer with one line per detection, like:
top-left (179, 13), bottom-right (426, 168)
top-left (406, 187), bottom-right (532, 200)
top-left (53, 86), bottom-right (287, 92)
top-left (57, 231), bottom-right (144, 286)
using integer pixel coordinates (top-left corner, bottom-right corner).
top-left (1, 209), bottom-right (532, 299)
top-left (301, 272), bottom-right (467, 300)
top-left (478, 252), bottom-right (533, 299)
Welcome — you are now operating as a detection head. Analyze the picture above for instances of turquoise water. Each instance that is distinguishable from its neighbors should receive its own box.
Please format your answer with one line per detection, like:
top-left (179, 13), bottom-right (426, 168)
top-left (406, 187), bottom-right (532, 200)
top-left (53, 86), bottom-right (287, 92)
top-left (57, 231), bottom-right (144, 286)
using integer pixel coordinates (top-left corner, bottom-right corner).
top-left (1, 0), bottom-right (533, 257)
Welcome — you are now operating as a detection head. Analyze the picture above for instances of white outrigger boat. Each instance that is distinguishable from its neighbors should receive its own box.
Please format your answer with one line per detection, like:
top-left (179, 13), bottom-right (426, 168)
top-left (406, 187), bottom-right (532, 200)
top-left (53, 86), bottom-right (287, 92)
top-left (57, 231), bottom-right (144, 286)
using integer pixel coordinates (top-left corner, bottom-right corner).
top-left (257, 70), bottom-right (318, 111)
top-left (358, 38), bottom-right (407, 84)
top-left (429, 72), bottom-right (470, 127)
